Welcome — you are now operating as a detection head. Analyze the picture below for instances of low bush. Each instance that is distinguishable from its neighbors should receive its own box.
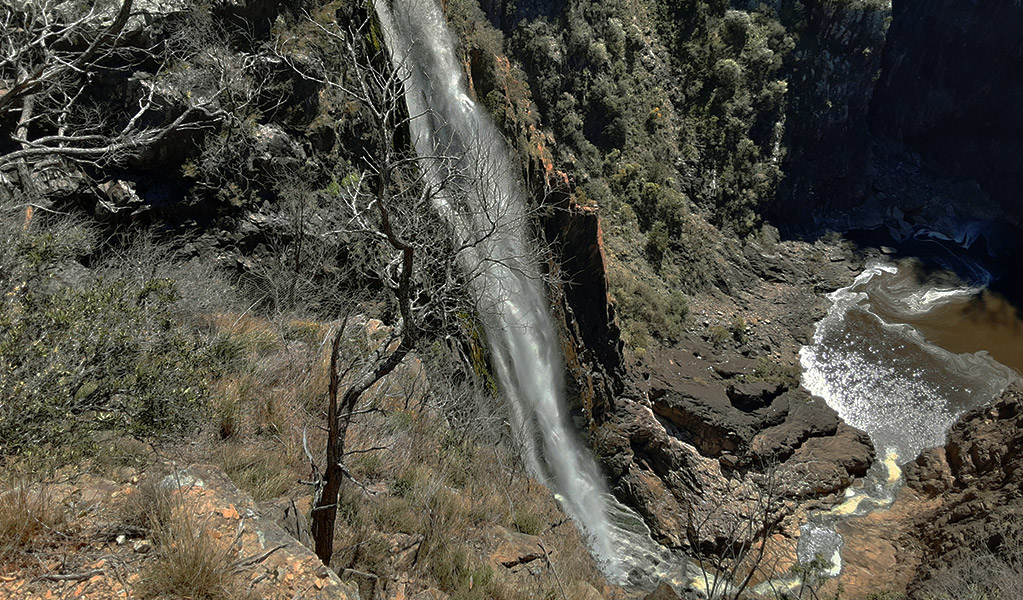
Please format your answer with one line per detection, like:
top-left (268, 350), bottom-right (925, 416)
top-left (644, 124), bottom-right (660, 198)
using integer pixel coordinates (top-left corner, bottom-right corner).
top-left (0, 213), bottom-right (226, 457)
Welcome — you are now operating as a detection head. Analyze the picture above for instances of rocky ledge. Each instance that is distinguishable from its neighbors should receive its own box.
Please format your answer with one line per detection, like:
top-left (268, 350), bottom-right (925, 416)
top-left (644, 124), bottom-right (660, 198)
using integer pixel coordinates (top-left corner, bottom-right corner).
top-left (587, 234), bottom-right (878, 553)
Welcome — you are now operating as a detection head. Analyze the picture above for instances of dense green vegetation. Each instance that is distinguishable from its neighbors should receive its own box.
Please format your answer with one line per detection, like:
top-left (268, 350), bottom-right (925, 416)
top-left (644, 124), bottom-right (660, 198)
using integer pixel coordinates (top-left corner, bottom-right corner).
top-left (436, 0), bottom-right (797, 343)
top-left (0, 215), bottom-right (227, 456)
top-left (503, 0), bottom-right (789, 235)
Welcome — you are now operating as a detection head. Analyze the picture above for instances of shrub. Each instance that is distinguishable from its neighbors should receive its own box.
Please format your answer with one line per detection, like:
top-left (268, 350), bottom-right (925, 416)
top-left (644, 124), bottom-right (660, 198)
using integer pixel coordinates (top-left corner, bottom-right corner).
top-left (708, 325), bottom-right (731, 348)
top-left (750, 357), bottom-right (802, 390)
top-left (512, 509), bottom-right (544, 536)
top-left (609, 266), bottom-right (689, 345)
top-left (0, 215), bottom-right (222, 457)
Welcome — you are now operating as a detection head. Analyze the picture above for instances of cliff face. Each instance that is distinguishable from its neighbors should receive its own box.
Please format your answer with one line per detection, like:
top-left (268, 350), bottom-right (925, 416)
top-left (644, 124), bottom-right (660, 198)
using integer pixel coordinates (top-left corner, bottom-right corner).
top-left (869, 0), bottom-right (1023, 227)
top-left (770, 0), bottom-right (891, 217)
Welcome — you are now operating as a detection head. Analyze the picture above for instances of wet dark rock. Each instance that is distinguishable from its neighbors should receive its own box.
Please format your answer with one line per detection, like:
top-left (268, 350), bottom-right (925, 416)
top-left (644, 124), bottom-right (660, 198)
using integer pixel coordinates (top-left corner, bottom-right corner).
top-left (588, 237), bottom-right (875, 550)
top-left (548, 201), bottom-right (625, 425)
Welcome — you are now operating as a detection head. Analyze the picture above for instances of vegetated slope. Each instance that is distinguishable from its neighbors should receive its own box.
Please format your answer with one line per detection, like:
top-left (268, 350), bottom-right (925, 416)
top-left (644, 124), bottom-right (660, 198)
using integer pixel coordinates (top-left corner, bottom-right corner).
top-left (0, 1), bottom-right (613, 597)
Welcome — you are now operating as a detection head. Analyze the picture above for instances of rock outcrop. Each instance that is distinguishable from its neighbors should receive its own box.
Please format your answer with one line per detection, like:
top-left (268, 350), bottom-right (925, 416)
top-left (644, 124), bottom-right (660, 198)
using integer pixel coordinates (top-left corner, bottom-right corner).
top-left (603, 343), bottom-right (873, 550)
top-left (902, 386), bottom-right (1023, 591)
top-left (164, 465), bottom-right (362, 599)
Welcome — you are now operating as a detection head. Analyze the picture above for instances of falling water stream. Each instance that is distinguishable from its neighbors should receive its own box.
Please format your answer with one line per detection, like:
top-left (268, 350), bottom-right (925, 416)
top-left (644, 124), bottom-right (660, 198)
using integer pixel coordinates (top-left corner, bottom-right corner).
top-left (372, 0), bottom-right (1023, 592)
top-left (374, 0), bottom-right (681, 587)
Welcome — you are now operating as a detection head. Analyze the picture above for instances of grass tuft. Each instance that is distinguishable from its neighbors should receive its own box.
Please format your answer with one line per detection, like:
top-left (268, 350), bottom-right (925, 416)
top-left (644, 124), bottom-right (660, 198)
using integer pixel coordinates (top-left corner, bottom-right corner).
top-left (137, 492), bottom-right (253, 600)
top-left (0, 479), bottom-right (67, 567)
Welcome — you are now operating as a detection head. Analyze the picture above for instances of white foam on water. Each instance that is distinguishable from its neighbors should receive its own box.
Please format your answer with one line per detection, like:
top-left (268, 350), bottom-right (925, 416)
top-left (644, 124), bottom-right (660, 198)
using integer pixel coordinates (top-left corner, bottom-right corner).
top-left (794, 257), bottom-right (1016, 576)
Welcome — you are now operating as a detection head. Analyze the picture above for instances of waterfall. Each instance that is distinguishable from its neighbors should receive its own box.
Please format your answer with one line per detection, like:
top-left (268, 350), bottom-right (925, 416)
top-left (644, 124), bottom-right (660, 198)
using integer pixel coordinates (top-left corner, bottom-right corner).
top-left (373, 0), bottom-right (672, 583)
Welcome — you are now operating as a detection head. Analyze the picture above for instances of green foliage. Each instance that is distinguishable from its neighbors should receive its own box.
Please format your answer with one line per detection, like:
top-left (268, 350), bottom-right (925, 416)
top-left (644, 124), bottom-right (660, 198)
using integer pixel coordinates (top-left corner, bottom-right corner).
top-left (0, 215), bottom-right (219, 457)
top-left (750, 356), bottom-right (802, 390)
top-left (729, 316), bottom-right (748, 344)
top-left (609, 267), bottom-right (688, 346)
top-left (707, 325), bottom-right (731, 348)
top-left (512, 509), bottom-right (544, 536)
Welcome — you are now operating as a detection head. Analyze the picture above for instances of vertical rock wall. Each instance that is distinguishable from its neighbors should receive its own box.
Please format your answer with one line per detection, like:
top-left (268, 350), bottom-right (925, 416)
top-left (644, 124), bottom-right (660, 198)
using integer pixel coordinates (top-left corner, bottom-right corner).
top-left (772, 0), bottom-right (891, 217)
top-left (869, 0), bottom-right (1023, 227)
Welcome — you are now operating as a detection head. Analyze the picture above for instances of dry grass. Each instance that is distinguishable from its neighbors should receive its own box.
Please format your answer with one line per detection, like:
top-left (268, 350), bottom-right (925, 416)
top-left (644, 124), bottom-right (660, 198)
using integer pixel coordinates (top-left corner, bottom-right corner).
top-left (214, 443), bottom-right (298, 502)
top-left (136, 487), bottom-right (253, 600)
top-left (0, 478), bottom-right (68, 568)
top-left (914, 535), bottom-right (1023, 600)
top-left (327, 397), bottom-right (605, 600)
top-left (117, 474), bottom-right (175, 537)
top-left (145, 311), bottom-right (607, 599)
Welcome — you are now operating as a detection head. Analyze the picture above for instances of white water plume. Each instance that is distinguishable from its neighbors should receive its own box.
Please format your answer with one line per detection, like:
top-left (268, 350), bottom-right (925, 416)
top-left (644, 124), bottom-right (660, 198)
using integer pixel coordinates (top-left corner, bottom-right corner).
top-left (373, 0), bottom-right (680, 585)
top-left (800, 259), bottom-right (1015, 462)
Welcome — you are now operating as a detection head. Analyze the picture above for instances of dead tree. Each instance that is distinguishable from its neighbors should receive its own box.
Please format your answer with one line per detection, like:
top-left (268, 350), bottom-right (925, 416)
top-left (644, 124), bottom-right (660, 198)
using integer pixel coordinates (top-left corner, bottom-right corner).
top-left (280, 3), bottom-right (548, 566)
top-left (282, 9), bottom-right (462, 566)
top-left (0, 1), bottom-right (230, 197)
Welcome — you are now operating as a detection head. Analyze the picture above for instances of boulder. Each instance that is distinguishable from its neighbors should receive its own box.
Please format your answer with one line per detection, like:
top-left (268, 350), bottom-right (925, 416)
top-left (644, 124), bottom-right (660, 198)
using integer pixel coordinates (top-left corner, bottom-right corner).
top-left (162, 465), bottom-right (360, 600)
top-left (490, 528), bottom-right (544, 568)
top-left (567, 580), bottom-right (604, 600)
top-left (643, 581), bottom-right (681, 600)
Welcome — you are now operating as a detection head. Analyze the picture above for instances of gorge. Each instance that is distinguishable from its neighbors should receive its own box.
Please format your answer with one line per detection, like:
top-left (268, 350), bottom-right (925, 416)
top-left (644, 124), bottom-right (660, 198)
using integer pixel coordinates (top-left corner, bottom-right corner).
top-left (2, 0), bottom-right (1023, 598)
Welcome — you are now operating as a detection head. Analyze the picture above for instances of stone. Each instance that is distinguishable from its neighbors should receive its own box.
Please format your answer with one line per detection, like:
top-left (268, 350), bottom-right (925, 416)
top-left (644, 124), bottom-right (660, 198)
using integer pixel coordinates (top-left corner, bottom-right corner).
top-left (618, 468), bottom-right (687, 547)
top-left (567, 580), bottom-right (604, 600)
top-left (412, 589), bottom-right (448, 600)
top-left (389, 533), bottom-right (424, 572)
top-left (132, 540), bottom-right (152, 554)
top-left (490, 527), bottom-right (544, 568)
top-left (97, 180), bottom-right (147, 217)
top-left (643, 581), bottom-right (681, 600)
top-left (161, 465), bottom-right (360, 600)
top-left (726, 380), bottom-right (783, 412)
top-left (341, 568), bottom-right (378, 600)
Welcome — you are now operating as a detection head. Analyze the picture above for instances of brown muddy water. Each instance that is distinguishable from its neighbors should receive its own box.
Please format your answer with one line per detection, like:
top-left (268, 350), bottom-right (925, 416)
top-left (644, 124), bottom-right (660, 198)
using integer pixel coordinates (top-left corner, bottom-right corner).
top-left (868, 266), bottom-right (1023, 375)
